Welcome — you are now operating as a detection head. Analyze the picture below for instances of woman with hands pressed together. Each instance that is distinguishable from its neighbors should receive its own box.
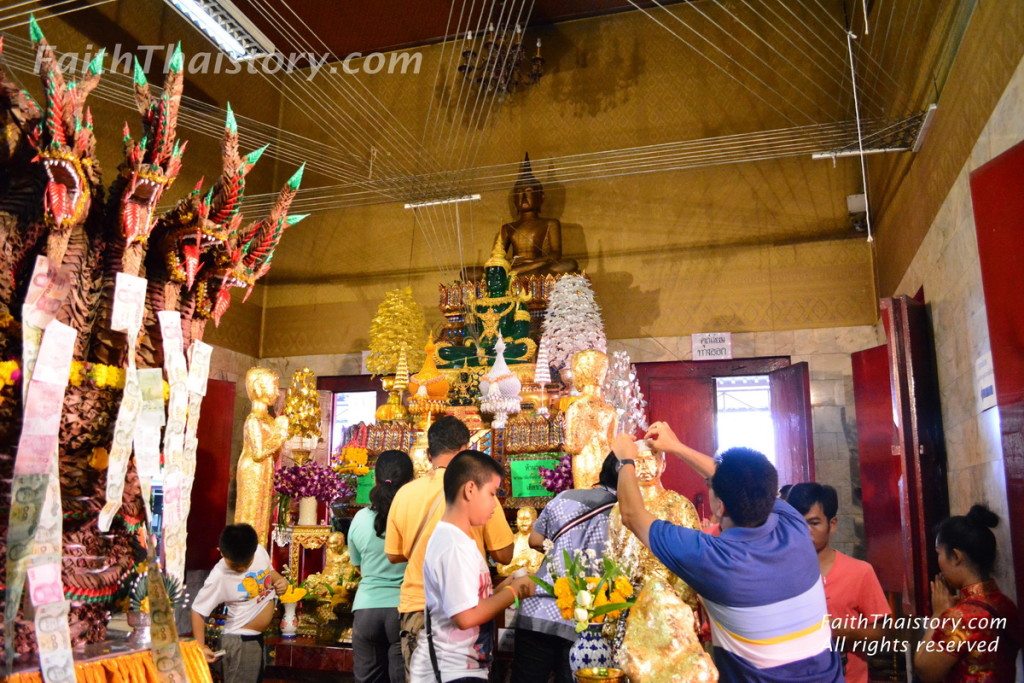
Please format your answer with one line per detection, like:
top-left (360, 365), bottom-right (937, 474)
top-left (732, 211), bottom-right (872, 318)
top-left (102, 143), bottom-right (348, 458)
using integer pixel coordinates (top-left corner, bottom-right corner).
top-left (914, 505), bottom-right (1019, 683)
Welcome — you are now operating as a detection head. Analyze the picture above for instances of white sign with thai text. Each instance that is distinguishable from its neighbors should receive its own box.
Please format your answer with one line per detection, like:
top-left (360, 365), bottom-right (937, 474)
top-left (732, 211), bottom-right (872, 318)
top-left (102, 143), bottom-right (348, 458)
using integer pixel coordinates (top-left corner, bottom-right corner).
top-left (692, 332), bottom-right (733, 361)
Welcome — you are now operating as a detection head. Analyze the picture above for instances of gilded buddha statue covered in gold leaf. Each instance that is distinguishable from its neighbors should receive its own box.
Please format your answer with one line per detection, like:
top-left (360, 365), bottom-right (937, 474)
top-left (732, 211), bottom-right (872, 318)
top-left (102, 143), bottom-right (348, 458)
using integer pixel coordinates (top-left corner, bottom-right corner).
top-left (563, 350), bottom-right (617, 489)
top-left (235, 367), bottom-right (290, 547)
top-left (497, 506), bottom-right (545, 576)
top-left (497, 153), bottom-right (578, 277)
top-left (618, 578), bottom-right (718, 682)
top-left (323, 531), bottom-right (360, 602)
top-left (608, 441), bottom-right (700, 609)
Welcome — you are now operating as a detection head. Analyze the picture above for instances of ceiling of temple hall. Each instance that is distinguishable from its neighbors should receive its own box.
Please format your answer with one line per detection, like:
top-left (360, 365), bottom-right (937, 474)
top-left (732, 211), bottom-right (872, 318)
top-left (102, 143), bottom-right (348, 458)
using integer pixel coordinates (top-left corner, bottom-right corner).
top-left (0, 0), bottom-right (982, 353)
top-left (229, 0), bottom-right (691, 59)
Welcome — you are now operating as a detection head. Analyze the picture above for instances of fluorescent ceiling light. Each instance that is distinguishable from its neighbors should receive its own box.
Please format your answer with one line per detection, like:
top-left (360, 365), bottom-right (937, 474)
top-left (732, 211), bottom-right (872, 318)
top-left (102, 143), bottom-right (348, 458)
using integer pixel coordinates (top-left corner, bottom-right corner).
top-left (164, 0), bottom-right (275, 61)
top-left (404, 194), bottom-right (482, 209)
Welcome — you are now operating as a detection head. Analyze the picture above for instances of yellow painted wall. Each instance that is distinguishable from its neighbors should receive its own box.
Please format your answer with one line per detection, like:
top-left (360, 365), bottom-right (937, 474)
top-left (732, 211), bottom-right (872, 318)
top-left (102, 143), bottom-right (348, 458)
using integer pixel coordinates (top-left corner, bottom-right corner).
top-left (262, 6), bottom-right (875, 356)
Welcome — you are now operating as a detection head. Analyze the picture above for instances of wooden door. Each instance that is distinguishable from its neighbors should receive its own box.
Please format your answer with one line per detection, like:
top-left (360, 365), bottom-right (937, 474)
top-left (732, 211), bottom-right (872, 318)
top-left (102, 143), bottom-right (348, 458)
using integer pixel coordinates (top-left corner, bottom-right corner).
top-left (635, 357), bottom-right (804, 519)
top-left (881, 296), bottom-right (950, 615)
top-left (186, 378), bottom-right (236, 571)
top-left (851, 344), bottom-right (904, 594)
top-left (647, 375), bottom-right (716, 518)
top-left (769, 362), bottom-right (814, 486)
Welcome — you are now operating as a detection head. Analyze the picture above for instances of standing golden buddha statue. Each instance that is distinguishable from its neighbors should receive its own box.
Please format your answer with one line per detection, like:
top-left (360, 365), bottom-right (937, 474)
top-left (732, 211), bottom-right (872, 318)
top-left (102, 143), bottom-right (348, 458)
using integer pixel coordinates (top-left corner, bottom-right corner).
top-left (234, 367), bottom-right (290, 547)
top-left (497, 153), bottom-right (578, 276)
top-left (563, 350), bottom-right (617, 489)
top-left (497, 506), bottom-right (545, 576)
top-left (608, 441), bottom-right (700, 609)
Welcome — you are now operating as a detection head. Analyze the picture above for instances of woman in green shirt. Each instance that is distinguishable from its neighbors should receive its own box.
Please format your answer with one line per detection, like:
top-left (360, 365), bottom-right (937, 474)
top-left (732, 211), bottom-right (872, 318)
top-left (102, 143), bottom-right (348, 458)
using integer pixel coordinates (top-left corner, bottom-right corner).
top-left (349, 450), bottom-right (414, 683)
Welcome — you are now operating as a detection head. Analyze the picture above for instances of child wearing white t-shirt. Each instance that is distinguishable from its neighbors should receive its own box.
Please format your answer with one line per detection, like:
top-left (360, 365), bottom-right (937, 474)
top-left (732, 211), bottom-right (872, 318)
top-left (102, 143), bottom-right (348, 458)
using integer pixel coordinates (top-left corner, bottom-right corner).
top-left (409, 451), bottom-right (535, 683)
top-left (191, 524), bottom-right (287, 683)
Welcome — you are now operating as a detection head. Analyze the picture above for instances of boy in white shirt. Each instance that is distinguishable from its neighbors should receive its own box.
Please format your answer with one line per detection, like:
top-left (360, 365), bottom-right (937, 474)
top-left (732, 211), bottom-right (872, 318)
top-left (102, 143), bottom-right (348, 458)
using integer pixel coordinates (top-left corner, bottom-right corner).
top-left (190, 524), bottom-right (288, 683)
top-left (409, 450), bottom-right (536, 683)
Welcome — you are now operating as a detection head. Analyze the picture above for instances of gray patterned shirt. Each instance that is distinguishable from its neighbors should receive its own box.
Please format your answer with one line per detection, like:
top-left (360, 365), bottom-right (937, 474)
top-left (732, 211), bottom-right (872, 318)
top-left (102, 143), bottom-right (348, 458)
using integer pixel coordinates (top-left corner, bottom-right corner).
top-left (516, 487), bottom-right (617, 642)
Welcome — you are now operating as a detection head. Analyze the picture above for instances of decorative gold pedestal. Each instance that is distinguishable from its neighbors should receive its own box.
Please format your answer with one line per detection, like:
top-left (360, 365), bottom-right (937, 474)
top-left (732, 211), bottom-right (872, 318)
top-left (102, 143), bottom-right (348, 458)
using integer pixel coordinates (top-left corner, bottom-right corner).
top-left (287, 525), bottom-right (332, 585)
top-left (407, 395), bottom-right (449, 429)
top-left (375, 377), bottom-right (408, 422)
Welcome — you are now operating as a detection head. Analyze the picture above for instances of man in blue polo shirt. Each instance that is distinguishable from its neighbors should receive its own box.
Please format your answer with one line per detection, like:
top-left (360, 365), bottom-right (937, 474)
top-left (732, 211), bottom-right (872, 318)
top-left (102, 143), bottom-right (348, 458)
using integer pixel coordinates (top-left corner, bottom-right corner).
top-left (612, 423), bottom-right (843, 682)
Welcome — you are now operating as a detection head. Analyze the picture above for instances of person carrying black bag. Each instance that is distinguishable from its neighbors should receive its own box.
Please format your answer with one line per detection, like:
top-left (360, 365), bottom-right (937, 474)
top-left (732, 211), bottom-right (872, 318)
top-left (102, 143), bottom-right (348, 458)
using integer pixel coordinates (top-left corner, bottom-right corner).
top-left (510, 453), bottom-right (620, 683)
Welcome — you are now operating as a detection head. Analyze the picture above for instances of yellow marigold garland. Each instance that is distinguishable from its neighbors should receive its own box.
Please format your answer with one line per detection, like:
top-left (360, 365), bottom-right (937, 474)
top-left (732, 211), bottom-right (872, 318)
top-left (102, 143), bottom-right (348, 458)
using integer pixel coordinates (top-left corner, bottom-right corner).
top-left (1, 360), bottom-right (170, 405)
top-left (335, 446), bottom-right (370, 476)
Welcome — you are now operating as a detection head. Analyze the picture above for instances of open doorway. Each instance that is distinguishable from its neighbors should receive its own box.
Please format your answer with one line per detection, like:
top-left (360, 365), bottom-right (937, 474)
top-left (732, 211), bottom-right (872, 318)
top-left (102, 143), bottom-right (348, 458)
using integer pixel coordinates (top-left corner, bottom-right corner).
top-left (715, 375), bottom-right (776, 464)
top-left (636, 357), bottom-right (813, 519)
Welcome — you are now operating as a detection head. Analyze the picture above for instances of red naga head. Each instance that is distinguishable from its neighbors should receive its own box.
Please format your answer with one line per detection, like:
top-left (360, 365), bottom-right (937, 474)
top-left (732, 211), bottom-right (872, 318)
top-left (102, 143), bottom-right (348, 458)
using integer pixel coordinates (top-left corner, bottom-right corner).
top-left (232, 165), bottom-right (307, 302)
top-left (29, 17), bottom-right (103, 236)
top-left (181, 105), bottom-right (265, 287)
top-left (192, 164), bottom-right (305, 326)
top-left (119, 44), bottom-right (186, 245)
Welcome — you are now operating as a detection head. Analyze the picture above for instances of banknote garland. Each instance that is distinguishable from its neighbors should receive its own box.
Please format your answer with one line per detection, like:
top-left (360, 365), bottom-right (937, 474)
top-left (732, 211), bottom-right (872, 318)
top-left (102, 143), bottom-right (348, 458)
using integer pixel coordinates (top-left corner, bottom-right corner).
top-left (0, 18), bottom-right (304, 669)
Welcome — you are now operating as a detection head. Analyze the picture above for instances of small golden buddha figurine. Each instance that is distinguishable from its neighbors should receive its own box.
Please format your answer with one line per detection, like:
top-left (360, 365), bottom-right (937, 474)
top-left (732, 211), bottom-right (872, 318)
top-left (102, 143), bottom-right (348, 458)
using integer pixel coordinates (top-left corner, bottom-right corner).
top-left (608, 441), bottom-right (700, 609)
top-left (436, 239), bottom-right (536, 368)
top-left (323, 531), bottom-right (360, 601)
top-left (408, 414), bottom-right (433, 478)
top-left (234, 367), bottom-right (289, 547)
top-left (618, 578), bottom-right (718, 683)
top-left (497, 154), bottom-right (578, 276)
top-left (563, 350), bottom-right (617, 489)
top-left (497, 506), bottom-right (545, 576)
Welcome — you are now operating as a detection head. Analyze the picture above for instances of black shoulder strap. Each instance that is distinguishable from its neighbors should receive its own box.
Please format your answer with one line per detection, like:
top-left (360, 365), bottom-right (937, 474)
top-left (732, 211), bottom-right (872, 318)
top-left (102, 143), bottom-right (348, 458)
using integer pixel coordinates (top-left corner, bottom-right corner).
top-left (425, 607), bottom-right (443, 683)
top-left (550, 501), bottom-right (615, 544)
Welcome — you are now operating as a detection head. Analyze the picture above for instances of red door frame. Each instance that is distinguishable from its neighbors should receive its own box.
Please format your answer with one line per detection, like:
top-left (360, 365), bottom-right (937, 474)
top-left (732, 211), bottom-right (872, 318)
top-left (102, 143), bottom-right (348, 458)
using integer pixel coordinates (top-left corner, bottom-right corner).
top-left (635, 357), bottom-right (807, 516)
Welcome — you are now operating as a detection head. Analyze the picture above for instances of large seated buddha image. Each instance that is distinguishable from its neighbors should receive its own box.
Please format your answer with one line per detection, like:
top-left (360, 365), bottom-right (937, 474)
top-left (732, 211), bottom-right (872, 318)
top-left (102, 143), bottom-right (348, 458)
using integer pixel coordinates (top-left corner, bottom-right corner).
top-left (498, 154), bottom-right (578, 277)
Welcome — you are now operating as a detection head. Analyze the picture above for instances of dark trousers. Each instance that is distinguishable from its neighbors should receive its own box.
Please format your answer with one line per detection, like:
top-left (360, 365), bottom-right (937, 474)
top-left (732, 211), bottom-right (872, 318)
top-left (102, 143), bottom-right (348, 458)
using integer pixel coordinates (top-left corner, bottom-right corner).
top-left (353, 607), bottom-right (404, 683)
top-left (510, 628), bottom-right (574, 683)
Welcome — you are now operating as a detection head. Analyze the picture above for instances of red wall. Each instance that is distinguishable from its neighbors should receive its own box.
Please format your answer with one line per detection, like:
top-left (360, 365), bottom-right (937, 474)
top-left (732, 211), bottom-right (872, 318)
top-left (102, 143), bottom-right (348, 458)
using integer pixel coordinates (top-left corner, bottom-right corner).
top-left (969, 139), bottom-right (1024, 625)
top-left (185, 378), bottom-right (236, 571)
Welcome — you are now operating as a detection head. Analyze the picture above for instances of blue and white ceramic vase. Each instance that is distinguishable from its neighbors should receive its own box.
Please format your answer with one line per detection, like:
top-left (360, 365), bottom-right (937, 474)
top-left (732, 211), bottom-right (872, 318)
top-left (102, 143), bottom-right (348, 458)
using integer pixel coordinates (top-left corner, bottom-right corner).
top-left (569, 626), bottom-right (613, 671)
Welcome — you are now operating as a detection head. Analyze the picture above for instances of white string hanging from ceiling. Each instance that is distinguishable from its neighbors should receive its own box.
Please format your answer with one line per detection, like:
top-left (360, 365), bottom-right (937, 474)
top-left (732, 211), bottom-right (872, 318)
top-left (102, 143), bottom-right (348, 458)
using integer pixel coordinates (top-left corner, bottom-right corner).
top-left (233, 114), bottom-right (925, 215)
top-left (0, 0), bottom-right (118, 30)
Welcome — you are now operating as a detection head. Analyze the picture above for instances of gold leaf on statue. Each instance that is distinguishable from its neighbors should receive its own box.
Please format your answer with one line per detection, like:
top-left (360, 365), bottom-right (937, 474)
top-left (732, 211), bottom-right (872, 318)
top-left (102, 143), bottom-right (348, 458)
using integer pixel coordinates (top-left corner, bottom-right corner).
top-left (619, 578), bottom-right (718, 682)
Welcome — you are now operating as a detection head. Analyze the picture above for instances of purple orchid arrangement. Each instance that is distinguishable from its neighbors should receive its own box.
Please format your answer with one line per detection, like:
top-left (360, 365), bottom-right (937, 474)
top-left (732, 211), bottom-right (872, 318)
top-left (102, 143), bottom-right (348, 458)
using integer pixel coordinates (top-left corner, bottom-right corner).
top-left (539, 453), bottom-right (573, 494)
top-left (274, 462), bottom-right (352, 503)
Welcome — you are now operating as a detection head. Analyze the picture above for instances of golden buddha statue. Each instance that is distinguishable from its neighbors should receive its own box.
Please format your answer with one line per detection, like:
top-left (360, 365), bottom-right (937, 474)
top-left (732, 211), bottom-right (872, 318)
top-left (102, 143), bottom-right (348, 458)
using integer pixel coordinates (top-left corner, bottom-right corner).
top-left (497, 506), bottom-right (545, 576)
top-left (618, 578), bottom-right (718, 683)
top-left (408, 414), bottom-right (433, 478)
top-left (563, 350), bottom-right (617, 489)
top-left (436, 239), bottom-right (536, 368)
top-left (234, 367), bottom-right (290, 547)
top-left (301, 531), bottom-right (360, 610)
top-left (497, 154), bottom-right (578, 276)
top-left (608, 441), bottom-right (700, 609)
top-left (323, 531), bottom-right (360, 602)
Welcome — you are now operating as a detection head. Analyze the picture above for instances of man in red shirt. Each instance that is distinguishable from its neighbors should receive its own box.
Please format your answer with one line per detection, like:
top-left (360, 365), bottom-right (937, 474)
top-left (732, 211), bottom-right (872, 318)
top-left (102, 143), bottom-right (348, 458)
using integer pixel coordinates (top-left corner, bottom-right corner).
top-left (787, 483), bottom-right (891, 683)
